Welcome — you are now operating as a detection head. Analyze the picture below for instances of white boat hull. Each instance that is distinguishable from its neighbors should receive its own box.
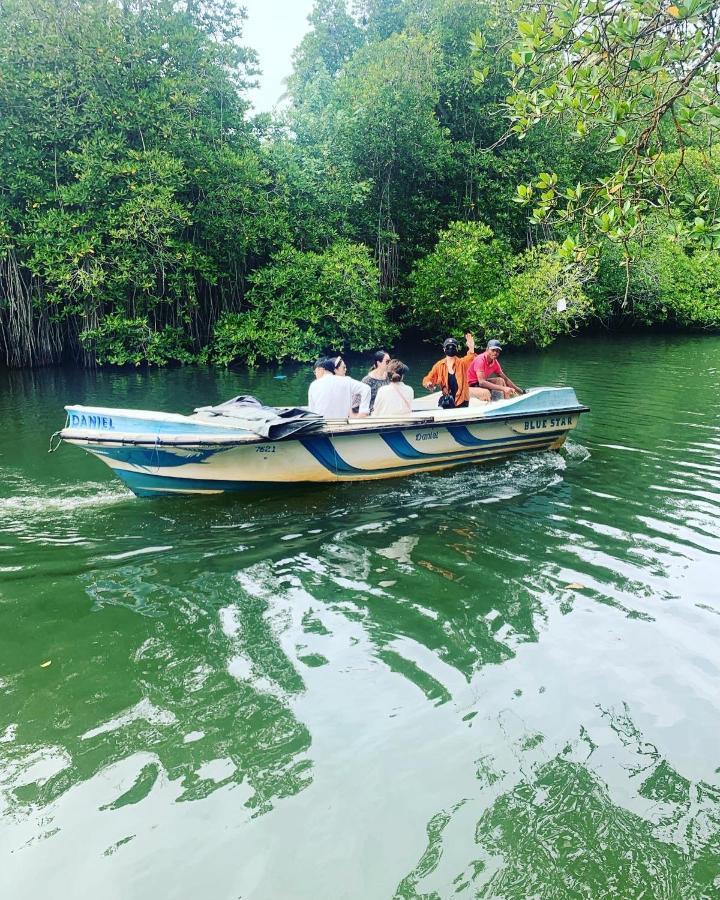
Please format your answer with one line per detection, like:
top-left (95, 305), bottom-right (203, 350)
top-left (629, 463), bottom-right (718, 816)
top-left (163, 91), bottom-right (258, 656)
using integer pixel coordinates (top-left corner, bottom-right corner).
top-left (59, 388), bottom-right (588, 497)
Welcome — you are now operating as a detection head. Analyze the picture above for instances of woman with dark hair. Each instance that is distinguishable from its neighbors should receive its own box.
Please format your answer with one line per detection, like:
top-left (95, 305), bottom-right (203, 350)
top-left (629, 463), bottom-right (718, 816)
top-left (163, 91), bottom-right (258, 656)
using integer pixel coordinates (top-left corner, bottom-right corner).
top-left (308, 355), bottom-right (371, 418)
top-left (422, 332), bottom-right (476, 408)
top-left (371, 359), bottom-right (413, 417)
top-left (360, 349), bottom-right (390, 412)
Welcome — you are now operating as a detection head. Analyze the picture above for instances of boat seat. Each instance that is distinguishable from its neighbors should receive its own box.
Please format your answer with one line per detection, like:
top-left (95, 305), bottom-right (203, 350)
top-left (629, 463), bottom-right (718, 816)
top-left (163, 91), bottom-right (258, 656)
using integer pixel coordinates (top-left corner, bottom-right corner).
top-left (411, 393), bottom-right (490, 412)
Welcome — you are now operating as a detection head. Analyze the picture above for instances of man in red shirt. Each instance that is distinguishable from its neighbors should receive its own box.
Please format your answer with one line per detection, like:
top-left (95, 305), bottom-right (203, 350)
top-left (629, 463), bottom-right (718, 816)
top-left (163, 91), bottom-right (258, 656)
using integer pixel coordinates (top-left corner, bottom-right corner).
top-left (468, 339), bottom-right (524, 401)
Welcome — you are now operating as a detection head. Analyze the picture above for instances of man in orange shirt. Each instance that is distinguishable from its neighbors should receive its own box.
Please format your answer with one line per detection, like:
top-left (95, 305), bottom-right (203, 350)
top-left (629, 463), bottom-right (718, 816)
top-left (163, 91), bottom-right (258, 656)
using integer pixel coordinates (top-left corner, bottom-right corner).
top-left (468, 339), bottom-right (523, 401)
top-left (422, 332), bottom-right (476, 408)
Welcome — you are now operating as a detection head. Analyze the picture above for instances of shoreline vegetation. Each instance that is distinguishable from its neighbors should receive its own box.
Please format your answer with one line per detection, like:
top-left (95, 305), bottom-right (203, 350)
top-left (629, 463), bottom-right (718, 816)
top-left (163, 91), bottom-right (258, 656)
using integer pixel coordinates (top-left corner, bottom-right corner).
top-left (1, 0), bottom-right (719, 370)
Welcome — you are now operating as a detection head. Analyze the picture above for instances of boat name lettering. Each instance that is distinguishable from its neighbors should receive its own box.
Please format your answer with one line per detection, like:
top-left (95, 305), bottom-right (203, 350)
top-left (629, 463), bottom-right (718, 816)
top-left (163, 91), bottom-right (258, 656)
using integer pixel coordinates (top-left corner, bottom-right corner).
top-left (255, 445), bottom-right (276, 454)
top-left (415, 431), bottom-right (439, 442)
top-left (70, 413), bottom-right (114, 430)
top-left (523, 416), bottom-right (574, 431)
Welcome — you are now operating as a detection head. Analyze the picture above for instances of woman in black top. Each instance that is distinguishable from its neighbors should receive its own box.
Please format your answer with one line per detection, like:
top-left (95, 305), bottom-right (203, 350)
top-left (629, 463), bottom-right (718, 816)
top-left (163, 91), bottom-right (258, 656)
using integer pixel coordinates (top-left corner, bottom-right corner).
top-left (360, 350), bottom-right (390, 412)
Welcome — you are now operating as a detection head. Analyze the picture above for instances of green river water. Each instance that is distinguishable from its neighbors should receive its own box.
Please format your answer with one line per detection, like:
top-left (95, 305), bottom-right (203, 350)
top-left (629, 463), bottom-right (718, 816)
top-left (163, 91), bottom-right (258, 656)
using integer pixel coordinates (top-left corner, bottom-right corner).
top-left (1, 334), bottom-right (719, 899)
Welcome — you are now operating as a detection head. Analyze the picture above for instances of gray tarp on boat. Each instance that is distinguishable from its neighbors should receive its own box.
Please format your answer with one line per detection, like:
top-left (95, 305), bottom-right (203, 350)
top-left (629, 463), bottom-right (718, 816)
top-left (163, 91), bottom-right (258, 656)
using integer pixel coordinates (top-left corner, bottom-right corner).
top-left (194, 395), bottom-right (325, 440)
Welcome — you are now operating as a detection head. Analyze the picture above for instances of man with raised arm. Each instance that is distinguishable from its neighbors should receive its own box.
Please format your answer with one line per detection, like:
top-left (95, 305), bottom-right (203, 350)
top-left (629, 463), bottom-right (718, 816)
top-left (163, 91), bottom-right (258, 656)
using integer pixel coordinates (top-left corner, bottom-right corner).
top-left (422, 332), bottom-right (476, 408)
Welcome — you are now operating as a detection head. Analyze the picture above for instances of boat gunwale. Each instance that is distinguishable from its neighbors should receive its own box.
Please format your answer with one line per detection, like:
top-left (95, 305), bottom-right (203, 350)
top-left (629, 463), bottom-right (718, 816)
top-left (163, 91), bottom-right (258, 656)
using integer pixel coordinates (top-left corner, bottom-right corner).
top-left (60, 404), bottom-right (589, 450)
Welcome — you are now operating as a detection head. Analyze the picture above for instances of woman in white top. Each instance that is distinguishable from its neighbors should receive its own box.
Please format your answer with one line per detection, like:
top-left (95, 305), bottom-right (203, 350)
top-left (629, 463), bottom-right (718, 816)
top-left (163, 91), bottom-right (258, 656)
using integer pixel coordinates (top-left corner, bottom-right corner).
top-left (308, 356), bottom-right (371, 419)
top-left (371, 359), bottom-right (414, 417)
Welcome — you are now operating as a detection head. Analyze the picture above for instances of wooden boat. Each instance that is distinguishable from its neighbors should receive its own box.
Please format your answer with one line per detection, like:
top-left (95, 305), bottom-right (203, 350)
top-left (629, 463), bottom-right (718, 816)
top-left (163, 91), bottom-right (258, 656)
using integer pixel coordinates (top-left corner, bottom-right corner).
top-left (58, 387), bottom-right (589, 497)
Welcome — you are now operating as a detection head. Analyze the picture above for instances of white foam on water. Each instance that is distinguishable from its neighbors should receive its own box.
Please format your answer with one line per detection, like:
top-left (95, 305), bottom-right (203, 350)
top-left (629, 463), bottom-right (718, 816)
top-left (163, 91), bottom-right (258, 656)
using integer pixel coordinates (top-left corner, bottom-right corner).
top-left (377, 448), bottom-right (571, 511)
top-left (0, 482), bottom-right (130, 518)
top-left (560, 439), bottom-right (590, 466)
top-left (377, 535), bottom-right (419, 567)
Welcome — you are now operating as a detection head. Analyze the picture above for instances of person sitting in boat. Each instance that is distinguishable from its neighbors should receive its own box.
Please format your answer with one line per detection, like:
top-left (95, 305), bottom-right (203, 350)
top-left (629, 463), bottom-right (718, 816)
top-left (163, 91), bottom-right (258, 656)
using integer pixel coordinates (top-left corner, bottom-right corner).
top-left (371, 359), bottom-right (413, 417)
top-left (362, 350), bottom-right (391, 411)
top-left (422, 332), bottom-right (476, 408)
top-left (467, 339), bottom-right (524, 401)
top-left (312, 356), bottom-right (333, 381)
top-left (308, 356), bottom-right (371, 419)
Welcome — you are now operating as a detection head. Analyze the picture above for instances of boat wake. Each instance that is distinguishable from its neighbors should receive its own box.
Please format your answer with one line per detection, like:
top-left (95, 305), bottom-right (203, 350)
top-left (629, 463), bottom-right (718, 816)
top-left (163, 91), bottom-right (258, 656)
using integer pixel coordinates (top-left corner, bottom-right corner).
top-left (563, 437), bottom-right (591, 464)
top-left (374, 446), bottom-right (574, 511)
top-left (0, 482), bottom-right (130, 518)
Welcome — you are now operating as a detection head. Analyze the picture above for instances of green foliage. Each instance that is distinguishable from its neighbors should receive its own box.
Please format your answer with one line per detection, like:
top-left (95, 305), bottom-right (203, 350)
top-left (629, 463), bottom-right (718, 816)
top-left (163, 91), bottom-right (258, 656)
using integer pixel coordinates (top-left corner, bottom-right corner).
top-left (264, 137), bottom-right (370, 252)
top-left (474, 0), bottom-right (720, 249)
top-left (408, 223), bottom-right (591, 348)
top-left (0, 0), bottom-right (273, 365)
top-left (190, 143), bottom-right (290, 291)
top-left (325, 31), bottom-right (454, 271)
top-left (22, 144), bottom-right (211, 315)
top-left (290, 0), bottom-right (364, 97)
top-left (682, 251), bottom-right (720, 328)
top-left (353, 0), bottom-right (408, 42)
top-left (287, 0), bottom-right (612, 290)
top-left (480, 246), bottom-right (593, 348)
top-left (210, 242), bottom-right (394, 366)
top-left (80, 316), bottom-right (197, 366)
top-left (657, 146), bottom-right (720, 240)
top-left (407, 221), bottom-right (511, 335)
top-left (1, 0), bottom-right (719, 368)
top-left (591, 234), bottom-right (720, 329)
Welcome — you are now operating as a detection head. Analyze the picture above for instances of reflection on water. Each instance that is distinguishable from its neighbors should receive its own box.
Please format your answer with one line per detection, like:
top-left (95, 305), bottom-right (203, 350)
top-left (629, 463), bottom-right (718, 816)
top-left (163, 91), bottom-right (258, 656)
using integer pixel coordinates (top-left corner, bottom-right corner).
top-left (397, 703), bottom-right (720, 898)
top-left (1, 566), bottom-right (313, 824)
top-left (1, 334), bottom-right (720, 898)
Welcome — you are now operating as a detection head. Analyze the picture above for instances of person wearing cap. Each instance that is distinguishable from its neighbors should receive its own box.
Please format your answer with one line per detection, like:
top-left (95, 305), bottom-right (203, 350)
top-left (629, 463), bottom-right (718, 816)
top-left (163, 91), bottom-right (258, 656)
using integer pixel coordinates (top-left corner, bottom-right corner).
top-left (422, 332), bottom-right (476, 408)
top-left (468, 339), bottom-right (523, 401)
top-left (308, 355), bottom-right (372, 419)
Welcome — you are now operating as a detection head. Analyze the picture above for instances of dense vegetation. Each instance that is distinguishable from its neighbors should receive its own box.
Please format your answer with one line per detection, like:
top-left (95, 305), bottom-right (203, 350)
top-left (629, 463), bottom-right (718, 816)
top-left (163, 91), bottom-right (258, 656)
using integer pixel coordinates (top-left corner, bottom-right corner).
top-left (0, 0), bottom-right (718, 368)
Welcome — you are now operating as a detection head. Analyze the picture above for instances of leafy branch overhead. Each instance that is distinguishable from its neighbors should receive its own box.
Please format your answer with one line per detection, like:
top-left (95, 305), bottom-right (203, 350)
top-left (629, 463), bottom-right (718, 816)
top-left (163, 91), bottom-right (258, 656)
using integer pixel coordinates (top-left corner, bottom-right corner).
top-left (471, 0), bottom-right (720, 252)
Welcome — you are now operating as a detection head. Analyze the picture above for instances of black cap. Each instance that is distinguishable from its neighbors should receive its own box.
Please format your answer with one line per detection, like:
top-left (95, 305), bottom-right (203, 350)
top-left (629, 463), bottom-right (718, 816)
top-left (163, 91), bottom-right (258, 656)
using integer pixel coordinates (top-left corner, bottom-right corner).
top-left (486, 339), bottom-right (503, 350)
top-left (442, 337), bottom-right (458, 350)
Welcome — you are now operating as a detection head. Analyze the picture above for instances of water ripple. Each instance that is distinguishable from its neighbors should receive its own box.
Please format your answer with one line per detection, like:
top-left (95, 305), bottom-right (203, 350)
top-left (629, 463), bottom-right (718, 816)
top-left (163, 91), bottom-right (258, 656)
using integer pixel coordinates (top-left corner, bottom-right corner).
top-left (3, 338), bottom-right (720, 899)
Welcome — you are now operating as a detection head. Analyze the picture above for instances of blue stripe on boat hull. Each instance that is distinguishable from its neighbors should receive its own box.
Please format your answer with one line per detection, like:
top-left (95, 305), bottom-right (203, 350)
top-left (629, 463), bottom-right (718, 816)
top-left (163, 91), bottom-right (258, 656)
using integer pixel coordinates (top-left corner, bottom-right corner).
top-left (447, 424), bottom-right (507, 446)
top-left (106, 437), bottom-right (562, 496)
top-left (113, 469), bottom-right (290, 497)
top-left (299, 435), bottom-right (366, 474)
top-left (91, 430), bottom-right (565, 489)
top-left (380, 428), bottom-right (566, 460)
top-left (91, 445), bottom-right (217, 468)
